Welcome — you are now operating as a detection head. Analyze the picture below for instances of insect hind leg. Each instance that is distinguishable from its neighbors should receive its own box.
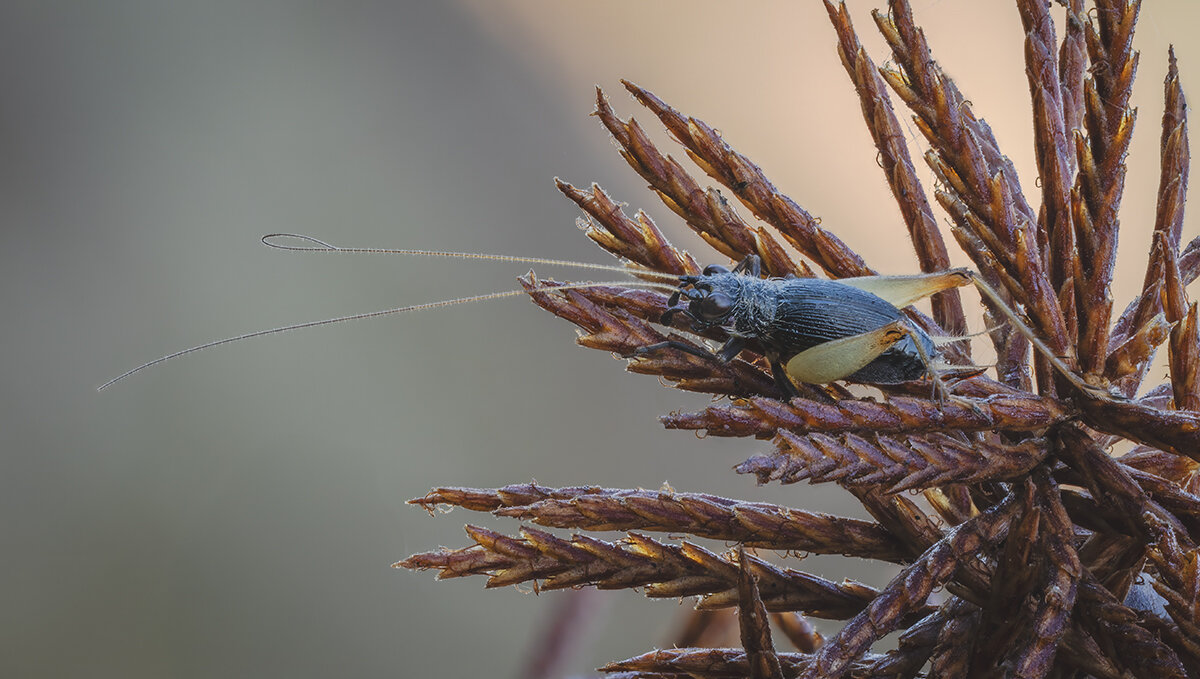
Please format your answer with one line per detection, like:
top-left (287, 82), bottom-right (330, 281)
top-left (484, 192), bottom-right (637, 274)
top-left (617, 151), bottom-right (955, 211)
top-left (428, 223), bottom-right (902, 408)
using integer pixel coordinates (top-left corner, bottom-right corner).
top-left (905, 323), bottom-right (953, 405)
top-left (850, 268), bottom-right (1122, 402)
top-left (963, 273), bottom-right (1119, 401)
top-left (897, 323), bottom-right (990, 413)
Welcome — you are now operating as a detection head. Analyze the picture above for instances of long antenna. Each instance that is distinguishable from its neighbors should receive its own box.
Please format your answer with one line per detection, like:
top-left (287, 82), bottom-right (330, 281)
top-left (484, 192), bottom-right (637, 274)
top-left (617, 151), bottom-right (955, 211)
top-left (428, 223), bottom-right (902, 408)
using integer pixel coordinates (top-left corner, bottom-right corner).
top-left (262, 233), bottom-right (680, 283)
top-left (98, 279), bottom-right (674, 391)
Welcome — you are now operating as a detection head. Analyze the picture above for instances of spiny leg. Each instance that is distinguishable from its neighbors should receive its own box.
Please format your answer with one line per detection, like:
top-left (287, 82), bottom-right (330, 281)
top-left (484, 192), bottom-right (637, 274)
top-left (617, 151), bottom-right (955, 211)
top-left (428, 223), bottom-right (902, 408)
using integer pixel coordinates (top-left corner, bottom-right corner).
top-left (780, 320), bottom-right (976, 410)
top-left (902, 322), bottom-right (955, 406)
top-left (965, 273), bottom-right (1117, 401)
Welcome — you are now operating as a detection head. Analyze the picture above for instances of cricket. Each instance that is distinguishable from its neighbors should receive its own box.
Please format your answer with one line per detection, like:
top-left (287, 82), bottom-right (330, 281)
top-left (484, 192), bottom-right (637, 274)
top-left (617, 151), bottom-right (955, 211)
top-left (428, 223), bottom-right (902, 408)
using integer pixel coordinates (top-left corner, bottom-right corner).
top-left (99, 232), bottom-right (1114, 404)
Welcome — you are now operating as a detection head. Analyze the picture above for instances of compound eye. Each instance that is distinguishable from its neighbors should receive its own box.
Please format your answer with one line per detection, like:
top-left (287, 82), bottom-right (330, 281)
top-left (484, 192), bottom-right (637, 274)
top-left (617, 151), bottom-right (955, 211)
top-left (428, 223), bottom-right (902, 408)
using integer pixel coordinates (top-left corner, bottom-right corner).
top-left (696, 292), bottom-right (734, 320)
top-left (703, 264), bottom-right (730, 276)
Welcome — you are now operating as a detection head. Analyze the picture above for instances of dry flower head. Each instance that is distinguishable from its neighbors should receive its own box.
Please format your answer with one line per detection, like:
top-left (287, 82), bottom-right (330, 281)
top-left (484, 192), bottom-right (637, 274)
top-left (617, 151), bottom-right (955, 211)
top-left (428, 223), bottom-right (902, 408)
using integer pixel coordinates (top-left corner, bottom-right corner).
top-left (398, 1), bottom-right (1199, 677)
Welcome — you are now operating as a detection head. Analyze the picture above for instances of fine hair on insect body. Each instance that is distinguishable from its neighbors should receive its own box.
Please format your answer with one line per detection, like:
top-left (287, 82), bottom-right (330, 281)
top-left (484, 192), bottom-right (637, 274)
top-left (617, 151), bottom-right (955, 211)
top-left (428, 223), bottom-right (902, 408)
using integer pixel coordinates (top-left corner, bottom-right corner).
top-left (100, 232), bottom-right (1113, 406)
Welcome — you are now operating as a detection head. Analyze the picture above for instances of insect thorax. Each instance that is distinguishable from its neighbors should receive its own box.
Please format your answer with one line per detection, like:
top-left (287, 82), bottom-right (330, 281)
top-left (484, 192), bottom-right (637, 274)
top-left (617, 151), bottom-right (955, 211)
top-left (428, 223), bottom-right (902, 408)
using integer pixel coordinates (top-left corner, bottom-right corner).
top-left (723, 275), bottom-right (779, 339)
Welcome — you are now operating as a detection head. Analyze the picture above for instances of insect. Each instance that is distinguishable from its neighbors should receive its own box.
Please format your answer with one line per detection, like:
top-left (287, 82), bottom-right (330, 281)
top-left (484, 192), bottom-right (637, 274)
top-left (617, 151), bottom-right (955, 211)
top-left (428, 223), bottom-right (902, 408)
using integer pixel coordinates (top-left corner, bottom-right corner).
top-left (99, 233), bottom-right (1110, 404)
top-left (643, 254), bottom-right (950, 398)
top-left (643, 252), bottom-right (1110, 403)
top-left (97, 234), bottom-right (678, 390)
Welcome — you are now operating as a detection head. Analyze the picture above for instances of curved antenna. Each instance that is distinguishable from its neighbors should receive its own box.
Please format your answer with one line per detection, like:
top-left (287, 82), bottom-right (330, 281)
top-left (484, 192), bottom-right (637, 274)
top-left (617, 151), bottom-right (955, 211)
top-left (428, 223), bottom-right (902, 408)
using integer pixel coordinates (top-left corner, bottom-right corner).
top-left (98, 279), bottom-right (674, 391)
top-left (263, 233), bottom-right (680, 283)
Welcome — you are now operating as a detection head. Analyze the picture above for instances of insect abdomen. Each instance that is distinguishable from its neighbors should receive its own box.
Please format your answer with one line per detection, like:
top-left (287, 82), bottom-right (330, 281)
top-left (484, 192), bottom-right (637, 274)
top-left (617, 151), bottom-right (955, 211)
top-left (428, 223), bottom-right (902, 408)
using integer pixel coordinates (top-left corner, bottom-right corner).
top-left (768, 278), bottom-right (934, 384)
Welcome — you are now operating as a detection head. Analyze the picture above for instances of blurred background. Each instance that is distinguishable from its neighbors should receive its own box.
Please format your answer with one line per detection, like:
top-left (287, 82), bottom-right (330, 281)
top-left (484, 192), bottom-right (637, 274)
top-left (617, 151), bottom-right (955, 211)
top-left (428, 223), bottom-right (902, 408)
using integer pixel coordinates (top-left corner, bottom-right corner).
top-left (4, 1), bottom-right (1196, 677)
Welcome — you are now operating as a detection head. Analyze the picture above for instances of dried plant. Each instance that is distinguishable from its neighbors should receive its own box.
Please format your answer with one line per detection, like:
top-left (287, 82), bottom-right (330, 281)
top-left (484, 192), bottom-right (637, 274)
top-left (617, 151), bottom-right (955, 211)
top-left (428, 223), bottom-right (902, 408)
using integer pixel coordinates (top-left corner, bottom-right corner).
top-left (398, 1), bottom-right (1198, 677)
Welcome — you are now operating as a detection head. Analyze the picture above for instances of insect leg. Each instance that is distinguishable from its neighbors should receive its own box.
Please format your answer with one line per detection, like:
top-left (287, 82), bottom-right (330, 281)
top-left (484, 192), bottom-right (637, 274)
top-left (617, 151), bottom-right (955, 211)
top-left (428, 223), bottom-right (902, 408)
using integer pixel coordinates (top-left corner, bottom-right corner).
top-left (634, 334), bottom-right (746, 361)
top-left (632, 340), bottom-right (716, 361)
top-left (966, 274), bottom-right (1117, 400)
top-left (730, 254), bottom-right (762, 277)
top-left (902, 321), bottom-right (953, 405)
top-left (839, 268), bottom-right (1120, 401)
top-left (715, 336), bottom-right (747, 362)
top-left (768, 356), bottom-right (802, 399)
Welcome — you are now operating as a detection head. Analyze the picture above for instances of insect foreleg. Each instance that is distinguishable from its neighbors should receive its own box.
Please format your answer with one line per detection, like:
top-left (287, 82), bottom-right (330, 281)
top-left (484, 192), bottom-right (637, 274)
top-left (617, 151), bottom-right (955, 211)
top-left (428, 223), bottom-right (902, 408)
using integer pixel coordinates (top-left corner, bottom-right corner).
top-left (634, 335), bottom-right (746, 364)
top-left (632, 340), bottom-right (717, 362)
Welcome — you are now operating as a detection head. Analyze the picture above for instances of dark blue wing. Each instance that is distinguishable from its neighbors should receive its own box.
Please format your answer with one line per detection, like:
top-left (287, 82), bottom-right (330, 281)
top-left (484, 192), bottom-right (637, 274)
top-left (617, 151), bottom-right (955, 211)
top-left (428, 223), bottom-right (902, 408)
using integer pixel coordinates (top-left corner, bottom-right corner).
top-left (767, 278), bottom-right (934, 383)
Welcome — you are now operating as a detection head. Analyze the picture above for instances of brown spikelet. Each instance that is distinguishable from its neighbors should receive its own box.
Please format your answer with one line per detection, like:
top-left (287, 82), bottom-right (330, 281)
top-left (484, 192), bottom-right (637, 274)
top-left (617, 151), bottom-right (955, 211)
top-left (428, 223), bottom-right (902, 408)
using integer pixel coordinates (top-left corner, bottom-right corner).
top-left (1013, 479), bottom-right (1081, 677)
top-left (800, 497), bottom-right (1014, 678)
top-left (855, 601), bottom-right (953, 677)
top-left (554, 178), bottom-right (699, 276)
top-left (661, 392), bottom-right (1067, 438)
top-left (621, 81), bottom-right (870, 281)
top-left (399, 525), bottom-right (912, 621)
top-left (413, 483), bottom-right (907, 562)
top-left (823, 0), bottom-right (966, 341)
top-left (397, 2), bottom-right (1200, 676)
top-left (591, 89), bottom-right (803, 279)
top-left (737, 429), bottom-right (1046, 493)
top-left (1078, 572), bottom-right (1188, 679)
top-left (926, 600), bottom-right (983, 678)
top-left (736, 550), bottom-right (785, 679)
top-left (600, 647), bottom-right (883, 679)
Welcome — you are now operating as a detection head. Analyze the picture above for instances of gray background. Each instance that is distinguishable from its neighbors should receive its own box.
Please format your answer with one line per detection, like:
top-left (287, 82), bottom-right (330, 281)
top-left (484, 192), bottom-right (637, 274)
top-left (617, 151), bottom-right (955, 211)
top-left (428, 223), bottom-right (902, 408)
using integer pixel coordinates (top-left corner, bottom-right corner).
top-left (5, 2), bottom-right (1195, 677)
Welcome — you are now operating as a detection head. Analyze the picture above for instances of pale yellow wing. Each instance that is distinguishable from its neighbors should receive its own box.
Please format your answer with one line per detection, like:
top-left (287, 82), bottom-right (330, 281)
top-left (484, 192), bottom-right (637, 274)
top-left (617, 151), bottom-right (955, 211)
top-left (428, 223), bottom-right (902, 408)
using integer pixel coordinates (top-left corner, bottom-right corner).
top-left (836, 269), bottom-right (972, 309)
top-left (785, 321), bottom-right (908, 384)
